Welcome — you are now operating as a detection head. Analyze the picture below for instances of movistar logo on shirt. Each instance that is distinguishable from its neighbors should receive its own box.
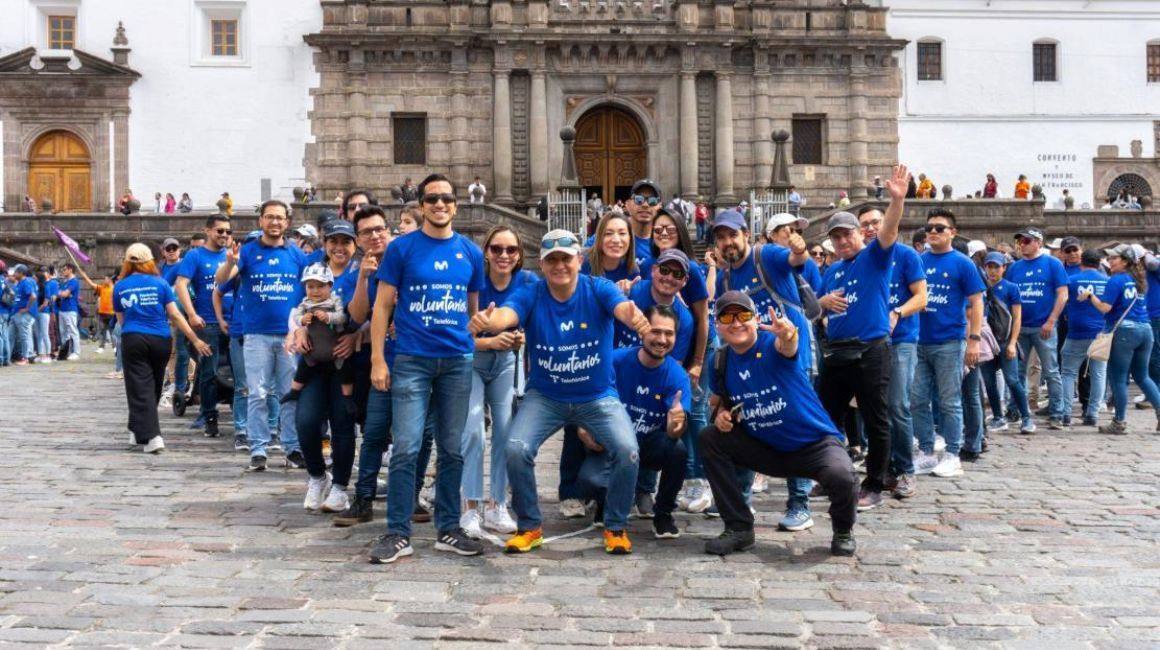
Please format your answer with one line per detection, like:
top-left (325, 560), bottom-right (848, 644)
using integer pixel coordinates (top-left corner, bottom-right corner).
top-left (1125, 286), bottom-right (1138, 299)
top-left (560, 320), bottom-right (575, 332)
top-left (120, 293), bottom-right (139, 309)
top-left (268, 258), bottom-right (279, 265)
top-left (434, 260), bottom-right (449, 271)
top-left (739, 370), bottom-right (751, 380)
top-left (636, 385), bottom-right (650, 395)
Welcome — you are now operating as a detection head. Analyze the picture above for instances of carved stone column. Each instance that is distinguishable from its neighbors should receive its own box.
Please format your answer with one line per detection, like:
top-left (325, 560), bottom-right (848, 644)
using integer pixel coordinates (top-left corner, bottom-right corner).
top-left (492, 68), bottom-right (514, 204)
top-left (449, 50), bottom-right (470, 193)
top-left (529, 69), bottom-right (549, 197)
top-left (680, 71), bottom-right (699, 200)
top-left (848, 69), bottom-right (869, 198)
top-left (714, 71), bottom-right (736, 204)
top-left (752, 51), bottom-right (773, 191)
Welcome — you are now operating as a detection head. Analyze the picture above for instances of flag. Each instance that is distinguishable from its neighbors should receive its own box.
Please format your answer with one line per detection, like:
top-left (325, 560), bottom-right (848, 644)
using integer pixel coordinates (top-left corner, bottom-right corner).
top-left (51, 226), bottom-right (92, 264)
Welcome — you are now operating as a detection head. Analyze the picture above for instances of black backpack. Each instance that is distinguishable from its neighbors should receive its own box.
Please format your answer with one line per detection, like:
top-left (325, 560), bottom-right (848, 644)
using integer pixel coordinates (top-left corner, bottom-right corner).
top-left (0, 281), bottom-right (14, 308)
top-left (986, 286), bottom-right (1014, 345)
top-left (722, 243), bottom-right (822, 322)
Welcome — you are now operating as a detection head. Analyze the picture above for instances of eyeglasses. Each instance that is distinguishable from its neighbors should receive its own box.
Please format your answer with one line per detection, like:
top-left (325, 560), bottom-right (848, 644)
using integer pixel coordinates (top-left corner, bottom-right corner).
top-left (214, 228), bottom-right (232, 235)
top-left (542, 235), bottom-right (579, 250)
top-left (657, 265), bottom-right (687, 280)
top-left (421, 193), bottom-right (457, 205)
top-left (262, 215), bottom-right (288, 222)
top-left (357, 225), bottom-right (388, 237)
top-left (859, 218), bottom-right (882, 230)
top-left (717, 310), bottom-right (756, 325)
top-left (1063, 247), bottom-right (1080, 253)
top-left (654, 225), bottom-right (678, 236)
top-left (924, 224), bottom-right (950, 234)
top-left (488, 244), bottom-right (520, 257)
top-left (632, 194), bottom-right (660, 207)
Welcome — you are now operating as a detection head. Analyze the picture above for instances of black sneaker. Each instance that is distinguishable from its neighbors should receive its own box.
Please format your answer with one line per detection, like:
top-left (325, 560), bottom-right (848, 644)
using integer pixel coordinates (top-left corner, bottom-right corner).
top-left (204, 415), bottom-right (220, 438)
top-left (653, 514), bottom-right (680, 539)
top-left (705, 528), bottom-right (755, 555)
top-left (412, 503), bottom-right (433, 523)
top-left (831, 531), bottom-right (857, 556)
top-left (246, 455), bottom-right (267, 472)
top-left (1035, 406), bottom-right (1052, 417)
top-left (233, 435), bottom-right (250, 452)
top-left (333, 495), bottom-right (374, 527)
top-left (269, 433), bottom-right (283, 451)
top-left (1082, 416), bottom-right (1098, 427)
top-left (285, 450), bottom-right (306, 469)
top-left (434, 528), bottom-right (484, 556)
top-left (369, 534), bottom-right (412, 564)
top-left (959, 450), bottom-right (981, 463)
top-left (633, 492), bottom-right (655, 519)
top-left (592, 499), bottom-right (604, 528)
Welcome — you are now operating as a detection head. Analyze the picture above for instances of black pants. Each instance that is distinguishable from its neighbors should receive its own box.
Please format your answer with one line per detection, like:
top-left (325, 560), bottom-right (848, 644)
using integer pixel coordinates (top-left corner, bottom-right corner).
top-left (293, 357), bottom-right (355, 391)
top-left (296, 365), bottom-right (356, 483)
top-left (819, 340), bottom-right (892, 492)
top-left (122, 332), bottom-right (170, 443)
top-left (700, 426), bottom-right (857, 534)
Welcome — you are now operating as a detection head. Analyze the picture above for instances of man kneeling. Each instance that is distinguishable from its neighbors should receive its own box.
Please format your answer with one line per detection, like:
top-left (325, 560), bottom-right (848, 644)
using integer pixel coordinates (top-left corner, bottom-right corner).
top-left (702, 291), bottom-right (858, 557)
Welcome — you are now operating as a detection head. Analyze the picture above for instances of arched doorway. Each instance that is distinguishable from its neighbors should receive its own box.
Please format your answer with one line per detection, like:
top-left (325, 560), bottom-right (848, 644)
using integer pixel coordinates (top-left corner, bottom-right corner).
top-left (574, 106), bottom-right (647, 204)
top-left (28, 130), bottom-right (92, 212)
top-left (1107, 173), bottom-right (1153, 207)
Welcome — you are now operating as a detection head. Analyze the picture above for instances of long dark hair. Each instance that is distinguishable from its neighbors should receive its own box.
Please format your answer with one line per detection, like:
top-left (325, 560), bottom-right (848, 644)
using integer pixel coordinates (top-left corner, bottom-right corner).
top-left (1123, 258), bottom-right (1148, 295)
top-left (649, 208), bottom-right (694, 258)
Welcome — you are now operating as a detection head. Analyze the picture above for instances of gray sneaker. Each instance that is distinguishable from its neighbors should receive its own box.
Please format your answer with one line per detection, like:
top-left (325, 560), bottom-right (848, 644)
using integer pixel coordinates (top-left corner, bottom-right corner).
top-left (892, 473), bottom-right (917, 499)
top-left (1099, 419), bottom-right (1128, 435)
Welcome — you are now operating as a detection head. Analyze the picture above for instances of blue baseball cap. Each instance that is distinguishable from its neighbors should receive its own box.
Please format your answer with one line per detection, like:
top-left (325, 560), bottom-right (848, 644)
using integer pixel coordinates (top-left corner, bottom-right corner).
top-left (712, 209), bottom-right (747, 232)
top-left (244, 230), bottom-right (262, 244)
top-left (983, 252), bottom-right (1007, 267)
top-left (323, 219), bottom-right (356, 240)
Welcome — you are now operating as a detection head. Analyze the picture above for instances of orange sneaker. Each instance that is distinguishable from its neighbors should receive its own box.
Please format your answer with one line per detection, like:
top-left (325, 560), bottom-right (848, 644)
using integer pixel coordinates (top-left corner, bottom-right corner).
top-left (603, 529), bottom-right (632, 555)
top-left (504, 528), bottom-right (543, 553)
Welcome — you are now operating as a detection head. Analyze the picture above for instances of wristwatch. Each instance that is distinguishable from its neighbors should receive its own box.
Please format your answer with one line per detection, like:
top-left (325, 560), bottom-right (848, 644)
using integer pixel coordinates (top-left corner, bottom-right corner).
top-left (968, 334), bottom-right (981, 341)
top-left (891, 307), bottom-right (903, 318)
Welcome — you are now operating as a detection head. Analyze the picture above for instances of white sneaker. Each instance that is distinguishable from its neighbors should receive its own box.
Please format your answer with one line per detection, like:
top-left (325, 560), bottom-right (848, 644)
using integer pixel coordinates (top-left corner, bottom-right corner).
top-left (460, 508), bottom-right (483, 539)
top-left (677, 480), bottom-right (695, 511)
top-left (418, 477), bottom-right (435, 510)
top-left (558, 498), bottom-right (587, 518)
top-left (144, 436), bottom-right (165, 454)
top-left (934, 435), bottom-right (947, 454)
top-left (67, 353), bottom-right (79, 361)
top-left (157, 393), bottom-right (173, 410)
top-left (752, 474), bottom-right (768, 493)
top-left (913, 450), bottom-right (940, 475)
top-left (304, 473), bottom-right (331, 510)
top-left (931, 455), bottom-right (963, 478)
top-left (96, 347), bottom-right (105, 354)
top-left (320, 485), bottom-right (350, 513)
top-left (686, 479), bottom-right (713, 514)
top-left (128, 431), bottom-right (136, 445)
top-left (484, 503), bottom-right (518, 534)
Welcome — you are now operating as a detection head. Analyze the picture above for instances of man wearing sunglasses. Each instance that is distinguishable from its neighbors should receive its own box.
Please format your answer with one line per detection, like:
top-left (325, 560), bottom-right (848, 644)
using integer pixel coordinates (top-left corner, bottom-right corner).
top-left (627, 179), bottom-right (663, 268)
top-left (701, 291), bottom-right (859, 557)
top-left (469, 229), bottom-right (651, 556)
top-left (368, 174), bottom-right (486, 564)
top-left (158, 238), bottom-right (189, 402)
top-left (815, 165), bottom-right (911, 511)
top-left (176, 214), bottom-right (233, 437)
top-left (615, 249), bottom-right (694, 363)
top-left (1005, 227), bottom-right (1070, 429)
top-left (910, 209), bottom-right (985, 479)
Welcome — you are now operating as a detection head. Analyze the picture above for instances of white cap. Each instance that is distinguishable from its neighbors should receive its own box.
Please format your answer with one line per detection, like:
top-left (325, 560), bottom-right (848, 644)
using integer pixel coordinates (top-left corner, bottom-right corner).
top-left (967, 240), bottom-right (987, 258)
top-left (295, 224), bottom-right (319, 239)
top-left (764, 212), bottom-right (808, 233)
top-left (1046, 237), bottom-right (1064, 250)
top-left (301, 263), bottom-right (334, 284)
top-left (540, 229), bottom-right (582, 260)
top-left (822, 239), bottom-right (835, 254)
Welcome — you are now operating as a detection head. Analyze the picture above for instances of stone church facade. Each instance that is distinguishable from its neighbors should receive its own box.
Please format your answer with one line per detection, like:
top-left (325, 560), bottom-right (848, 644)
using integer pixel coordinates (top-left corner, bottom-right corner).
top-left (305, 0), bottom-right (906, 208)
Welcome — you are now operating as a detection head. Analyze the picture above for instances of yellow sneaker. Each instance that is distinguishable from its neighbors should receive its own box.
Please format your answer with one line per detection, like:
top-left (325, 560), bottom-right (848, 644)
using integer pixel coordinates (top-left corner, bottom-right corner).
top-left (604, 529), bottom-right (632, 555)
top-left (504, 528), bottom-right (543, 554)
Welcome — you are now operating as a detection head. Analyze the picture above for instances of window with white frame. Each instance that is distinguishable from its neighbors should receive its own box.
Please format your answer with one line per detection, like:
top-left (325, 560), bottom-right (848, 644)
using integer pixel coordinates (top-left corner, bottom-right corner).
top-left (30, 0), bottom-right (80, 53)
top-left (192, 1), bottom-right (248, 66)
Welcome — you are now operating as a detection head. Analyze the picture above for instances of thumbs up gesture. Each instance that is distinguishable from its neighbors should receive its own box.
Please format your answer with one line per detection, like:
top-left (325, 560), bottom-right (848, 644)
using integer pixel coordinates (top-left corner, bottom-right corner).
top-left (666, 389), bottom-right (687, 439)
top-left (630, 302), bottom-right (651, 339)
top-left (469, 301), bottom-right (497, 335)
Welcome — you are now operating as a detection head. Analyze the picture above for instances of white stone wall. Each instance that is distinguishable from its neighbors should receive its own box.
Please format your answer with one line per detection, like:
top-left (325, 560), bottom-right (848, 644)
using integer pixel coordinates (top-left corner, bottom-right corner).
top-left (887, 0), bottom-right (1160, 206)
top-left (1, 0), bottom-right (320, 211)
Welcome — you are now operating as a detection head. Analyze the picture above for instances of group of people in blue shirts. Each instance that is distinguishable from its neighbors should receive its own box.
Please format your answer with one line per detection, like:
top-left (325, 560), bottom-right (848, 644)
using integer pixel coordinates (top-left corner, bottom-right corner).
top-left (0, 261), bottom-right (82, 367)
top-left (95, 166), bottom-right (1160, 563)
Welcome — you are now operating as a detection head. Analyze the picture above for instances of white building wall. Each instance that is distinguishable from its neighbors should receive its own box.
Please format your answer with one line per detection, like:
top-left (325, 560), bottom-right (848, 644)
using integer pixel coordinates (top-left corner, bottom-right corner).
top-left (0, 0), bottom-right (320, 211)
top-left (887, 0), bottom-right (1160, 206)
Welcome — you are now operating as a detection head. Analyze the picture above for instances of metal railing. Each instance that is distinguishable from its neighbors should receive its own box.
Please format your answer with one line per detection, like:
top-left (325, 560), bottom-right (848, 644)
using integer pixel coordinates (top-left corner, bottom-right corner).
top-left (747, 189), bottom-right (789, 241)
top-left (547, 188), bottom-right (588, 237)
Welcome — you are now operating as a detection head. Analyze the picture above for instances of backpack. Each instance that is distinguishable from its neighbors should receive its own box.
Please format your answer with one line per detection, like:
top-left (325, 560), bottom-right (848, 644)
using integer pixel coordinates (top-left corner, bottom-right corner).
top-left (712, 347), bottom-right (731, 410)
top-left (722, 243), bottom-right (822, 322)
top-left (0, 281), bottom-right (14, 308)
top-left (985, 285), bottom-right (1013, 345)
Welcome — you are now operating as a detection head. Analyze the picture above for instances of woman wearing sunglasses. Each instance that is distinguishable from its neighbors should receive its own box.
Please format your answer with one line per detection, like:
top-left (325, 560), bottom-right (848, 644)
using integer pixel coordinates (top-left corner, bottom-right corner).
top-left (459, 226), bottom-right (538, 538)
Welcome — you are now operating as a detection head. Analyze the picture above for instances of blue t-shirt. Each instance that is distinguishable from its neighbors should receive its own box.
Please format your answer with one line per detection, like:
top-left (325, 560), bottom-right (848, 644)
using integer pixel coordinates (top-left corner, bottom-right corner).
top-left (1006, 254), bottom-right (1069, 329)
top-left (1065, 263), bottom-right (1082, 277)
top-left (709, 331), bottom-right (841, 453)
top-left (820, 239), bottom-right (894, 342)
top-left (988, 277), bottom-right (1023, 319)
top-left (580, 257), bottom-right (640, 284)
top-left (1146, 266), bottom-right (1160, 320)
top-left (160, 261), bottom-right (182, 286)
top-left (888, 245), bottom-right (926, 344)
top-left (1065, 270), bottom-right (1107, 340)
top-left (721, 245), bottom-right (812, 374)
top-left (114, 274), bottom-right (175, 338)
top-left (332, 265), bottom-right (394, 368)
top-left (614, 280), bottom-right (694, 363)
top-left (217, 279), bottom-right (244, 338)
top-left (478, 270), bottom-right (539, 337)
top-left (799, 257), bottom-right (823, 294)
top-left (376, 231), bottom-right (484, 358)
top-left (234, 240), bottom-right (307, 336)
top-left (639, 256), bottom-right (711, 307)
top-left (177, 247), bottom-right (229, 324)
top-left (15, 277), bottom-right (38, 315)
top-left (506, 274), bottom-right (626, 403)
top-left (1103, 272), bottom-right (1149, 327)
top-left (43, 279), bottom-right (59, 313)
top-left (57, 277), bottom-right (80, 313)
top-left (634, 235), bottom-right (653, 268)
top-left (919, 250), bottom-right (985, 345)
top-left (613, 347), bottom-right (691, 438)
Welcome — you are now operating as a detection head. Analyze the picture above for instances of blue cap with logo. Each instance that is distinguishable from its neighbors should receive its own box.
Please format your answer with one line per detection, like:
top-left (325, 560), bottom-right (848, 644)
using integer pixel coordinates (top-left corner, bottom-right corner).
top-left (712, 209), bottom-right (747, 232)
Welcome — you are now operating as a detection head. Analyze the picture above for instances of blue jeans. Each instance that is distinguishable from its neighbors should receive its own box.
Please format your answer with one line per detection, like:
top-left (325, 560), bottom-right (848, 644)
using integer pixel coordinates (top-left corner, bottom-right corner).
top-left (0, 314), bottom-right (11, 364)
top-left (195, 324), bottom-right (223, 419)
top-left (579, 431), bottom-right (685, 518)
top-left (174, 329), bottom-right (191, 393)
top-left (228, 336), bottom-right (278, 437)
top-left (14, 312), bottom-right (35, 359)
top-left (1150, 318), bottom-right (1160, 389)
top-left (508, 390), bottom-right (639, 532)
top-left (243, 334), bottom-right (300, 459)
top-left (35, 312), bottom-right (52, 356)
top-left (1060, 338), bottom-right (1106, 421)
top-left (888, 342), bottom-right (917, 475)
top-left (961, 365), bottom-right (984, 454)
top-left (684, 362), bottom-right (712, 480)
top-left (114, 322), bottom-right (123, 372)
top-left (912, 340), bottom-right (966, 455)
top-left (462, 350), bottom-right (516, 504)
top-left (386, 354), bottom-right (473, 537)
top-left (1017, 330), bottom-right (1064, 419)
top-left (357, 387), bottom-right (392, 500)
top-left (1107, 322), bottom-right (1160, 422)
top-left (981, 352), bottom-right (1032, 421)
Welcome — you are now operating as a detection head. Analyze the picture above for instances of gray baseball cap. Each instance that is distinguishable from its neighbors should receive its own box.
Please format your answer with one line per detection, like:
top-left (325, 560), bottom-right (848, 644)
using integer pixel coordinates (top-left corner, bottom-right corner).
top-left (714, 290), bottom-right (757, 318)
top-left (826, 211), bottom-right (859, 233)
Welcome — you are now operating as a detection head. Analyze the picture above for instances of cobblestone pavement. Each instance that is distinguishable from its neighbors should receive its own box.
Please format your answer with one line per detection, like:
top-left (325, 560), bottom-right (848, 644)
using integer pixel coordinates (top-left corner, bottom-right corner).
top-left (1, 343), bottom-right (1158, 649)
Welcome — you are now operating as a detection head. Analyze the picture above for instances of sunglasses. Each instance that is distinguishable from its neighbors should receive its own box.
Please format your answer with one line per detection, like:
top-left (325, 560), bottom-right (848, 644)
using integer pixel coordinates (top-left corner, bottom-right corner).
top-left (542, 235), bottom-right (579, 251)
top-left (1063, 247), bottom-right (1080, 253)
top-left (654, 225), bottom-right (679, 236)
top-left (717, 310), bottom-right (756, 325)
top-left (164, 246), bottom-right (179, 252)
top-left (810, 250), bottom-right (825, 257)
top-left (358, 225), bottom-right (388, 237)
top-left (346, 202), bottom-right (370, 212)
top-left (421, 193), bottom-right (457, 205)
top-left (632, 194), bottom-right (660, 207)
top-left (488, 244), bottom-right (520, 257)
top-left (657, 265), bottom-right (687, 280)
top-left (1018, 237), bottom-right (1036, 245)
top-left (924, 224), bottom-right (950, 234)
top-left (214, 228), bottom-right (232, 235)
